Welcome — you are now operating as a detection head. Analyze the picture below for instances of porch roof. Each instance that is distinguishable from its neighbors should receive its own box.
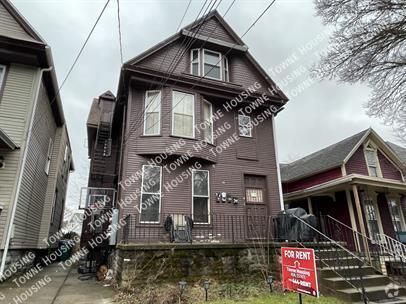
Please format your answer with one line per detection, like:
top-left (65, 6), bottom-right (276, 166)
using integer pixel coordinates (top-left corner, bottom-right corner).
top-left (284, 174), bottom-right (406, 201)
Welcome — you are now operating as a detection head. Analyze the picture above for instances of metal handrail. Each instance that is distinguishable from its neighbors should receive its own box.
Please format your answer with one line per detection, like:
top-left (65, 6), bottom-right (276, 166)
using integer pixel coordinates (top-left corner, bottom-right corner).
top-left (325, 215), bottom-right (406, 261)
top-left (376, 233), bottom-right (406, 261)
top-left (290, 214), bottom-right (364, 262)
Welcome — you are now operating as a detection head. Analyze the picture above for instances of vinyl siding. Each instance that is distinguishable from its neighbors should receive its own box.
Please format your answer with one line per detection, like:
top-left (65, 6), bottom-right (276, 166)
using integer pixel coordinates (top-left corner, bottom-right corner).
top-left (11, 82), bottom-right (57, 249)
top-left (0, 64), bottom-right (38, 249)
top-left (38, 125), bottom-right (71, 248)
top-left (0, 2), bottom-right (37, 43)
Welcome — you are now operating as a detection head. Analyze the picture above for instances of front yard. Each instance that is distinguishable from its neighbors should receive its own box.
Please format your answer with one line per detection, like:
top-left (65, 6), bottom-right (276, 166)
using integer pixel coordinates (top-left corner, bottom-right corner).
top-left (199, 293), bottom-right (344, 303)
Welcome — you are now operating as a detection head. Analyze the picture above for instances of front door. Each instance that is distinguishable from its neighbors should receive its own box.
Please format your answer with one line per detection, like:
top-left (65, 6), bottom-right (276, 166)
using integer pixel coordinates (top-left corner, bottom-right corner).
top-left (244, 175), bottom-right (268, 239)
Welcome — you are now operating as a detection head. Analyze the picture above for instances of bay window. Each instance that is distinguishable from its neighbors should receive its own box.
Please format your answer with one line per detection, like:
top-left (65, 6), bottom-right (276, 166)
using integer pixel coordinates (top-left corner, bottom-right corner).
top-left (202, 101), bottom-right (213, 143)
top-left (191, 49), bottom-right (200, 76)
top-left (172, 91), bottom-right (195, 138)
top-left (140, 165), bottom-right (162, 223)
top-left (203, 50), bottom-right (221, 79)
top-left (238, 114), bottom-right (252, 137)
top-left (144, 90), bottom-right (161, 135)
top-left (193, 170), bottom-right (210, 224)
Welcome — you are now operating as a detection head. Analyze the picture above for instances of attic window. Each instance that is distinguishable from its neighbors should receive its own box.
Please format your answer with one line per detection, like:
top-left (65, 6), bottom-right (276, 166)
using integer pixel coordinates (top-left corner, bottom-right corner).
top-left (364, 143), bottom-right (381, 177)
top-left (190, 49), bottom-right (228, 81)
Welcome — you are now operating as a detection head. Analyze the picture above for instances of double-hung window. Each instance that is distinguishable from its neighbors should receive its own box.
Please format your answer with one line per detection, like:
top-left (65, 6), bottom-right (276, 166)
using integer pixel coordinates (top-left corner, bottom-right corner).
top-left (202, 101), bottom-right (213, 144)
top-left (238, 114), bottom-right (252, 137)
top-left (191, 49), bottom-right (200, 76)
top-left (203, 50), bottom-right (222, 80)
top-left (364, 144), bottom-right (380, 177)
top-left (192, 170), bottom-right (210, 224)
top-left (223, 57), bottom-right (229, 82)
top-left (45, 138), bottom-right (53, 175)
top-left (387, 197), bottom-right (405, 232)
top-left (140, 165), bottom-right (162, 223)
top-left (172, 91), bottom-right (195, 138)
top-left (144, 90), bottom-right (161, 135)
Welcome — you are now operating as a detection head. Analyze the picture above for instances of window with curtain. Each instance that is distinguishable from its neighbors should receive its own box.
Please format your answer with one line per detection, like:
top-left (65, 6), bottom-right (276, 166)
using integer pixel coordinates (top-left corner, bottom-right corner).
top-left (193, 170), bottom-right (209, 224)
top-left (140, 165), bottom-right (162, 223)
top-left (238, 114), bottom-right (252, 137)
top-left (202, 101), bottom-right (213, 143)
top-left (144, 90), bottom-right (161, 135)
top-left (172, 91), bottom-right (194, 138)
top-left (387, 197), bottom-right (405, 232)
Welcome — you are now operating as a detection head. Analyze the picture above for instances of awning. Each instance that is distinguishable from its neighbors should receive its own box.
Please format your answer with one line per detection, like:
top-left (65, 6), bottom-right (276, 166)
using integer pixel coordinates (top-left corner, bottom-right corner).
top-left (0, 128), bottom-right (18, 150)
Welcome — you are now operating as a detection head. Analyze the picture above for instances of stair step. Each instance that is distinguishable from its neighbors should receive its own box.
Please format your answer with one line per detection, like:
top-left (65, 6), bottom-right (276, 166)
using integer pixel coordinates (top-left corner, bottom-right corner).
top-left (322, 274), bottom-right (391, 289)
top-left (338, 284), bottom-right (406, 302)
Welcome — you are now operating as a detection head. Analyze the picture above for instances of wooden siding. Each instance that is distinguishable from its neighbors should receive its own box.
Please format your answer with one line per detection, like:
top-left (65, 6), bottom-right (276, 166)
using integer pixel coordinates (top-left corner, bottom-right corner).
top-left (0, 2), bottom-right (36, 42)
top-left (282, 167), bottom-right (342, 194)
top-left (345, 146), bottom-right (369, 176)
top-left (0, 64), bottom-right (38, 249)
top-left (377, 150), bottom-right (403, 181)
top-left (189, 17), bottom-right (238, 44)
top-left (119, 83), bottom-right (281, 226)
top-left (11, 82), bottom-right (57, 249)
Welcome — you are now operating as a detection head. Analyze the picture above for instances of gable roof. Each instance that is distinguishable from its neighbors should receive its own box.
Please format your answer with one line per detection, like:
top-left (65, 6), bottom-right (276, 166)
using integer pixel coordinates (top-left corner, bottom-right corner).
top-left (123, 10), bottom-right (288, 102)
top-left (387, 142), bottom-right (406, 164)
top-left (281, 129), bottom-right (369, 182)
top-left (281, 128), bottom-right (406, 183)
top-left (0, 0), bottom-right (44, 44)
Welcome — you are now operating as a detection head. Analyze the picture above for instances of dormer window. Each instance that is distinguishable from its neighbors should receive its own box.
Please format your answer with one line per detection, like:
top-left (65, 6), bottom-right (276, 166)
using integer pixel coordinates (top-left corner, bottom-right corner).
top-left (364, 142), bottom-right (381, 177)
top-left (190, 49), bottom-right (229, 81)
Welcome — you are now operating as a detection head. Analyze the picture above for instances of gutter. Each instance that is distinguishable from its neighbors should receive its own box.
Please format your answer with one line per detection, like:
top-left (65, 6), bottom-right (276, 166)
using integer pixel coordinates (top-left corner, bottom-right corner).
top-left (0, 65), bottom-right (53, 279)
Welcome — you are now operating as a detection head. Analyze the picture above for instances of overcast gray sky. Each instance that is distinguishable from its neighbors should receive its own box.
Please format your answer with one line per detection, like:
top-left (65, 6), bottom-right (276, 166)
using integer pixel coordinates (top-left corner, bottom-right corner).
top-left (11, 0), bottom-right (402, 211)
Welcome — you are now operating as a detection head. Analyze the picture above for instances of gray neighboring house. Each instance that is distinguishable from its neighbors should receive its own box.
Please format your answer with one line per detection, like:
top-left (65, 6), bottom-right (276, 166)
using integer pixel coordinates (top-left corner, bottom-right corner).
top-left (0, 0), bottom-right (73, 276)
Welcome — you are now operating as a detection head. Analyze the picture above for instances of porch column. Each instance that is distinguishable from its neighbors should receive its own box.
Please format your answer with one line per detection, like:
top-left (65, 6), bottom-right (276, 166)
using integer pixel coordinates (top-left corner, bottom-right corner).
top-left (307, 197), bottom-right (313, 214)
top-left (346, 189), bottom-right (361, 252)
top-left (352, 184), bottom-right (370, 259)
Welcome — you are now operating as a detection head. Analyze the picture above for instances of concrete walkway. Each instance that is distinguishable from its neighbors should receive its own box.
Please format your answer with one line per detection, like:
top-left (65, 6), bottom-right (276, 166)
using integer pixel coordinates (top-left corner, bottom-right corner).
top-left (0, 264), bottom-right (115, 304)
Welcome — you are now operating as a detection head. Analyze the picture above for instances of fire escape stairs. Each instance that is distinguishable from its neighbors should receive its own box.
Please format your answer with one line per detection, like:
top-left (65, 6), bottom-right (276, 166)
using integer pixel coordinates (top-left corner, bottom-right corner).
top-left (91, 117), bottom-right (113, 177)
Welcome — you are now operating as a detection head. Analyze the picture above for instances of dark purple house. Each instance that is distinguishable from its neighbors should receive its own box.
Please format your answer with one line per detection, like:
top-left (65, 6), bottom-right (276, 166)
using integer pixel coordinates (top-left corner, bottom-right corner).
top-left (81, 10), bottom-right (288, 247)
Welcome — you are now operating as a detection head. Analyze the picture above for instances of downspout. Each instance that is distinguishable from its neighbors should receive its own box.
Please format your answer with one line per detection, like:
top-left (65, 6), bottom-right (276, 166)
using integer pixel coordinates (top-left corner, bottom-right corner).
top-left (272, 114), bottom-right (285, 211)
top-left (0, 65), bottom-right (53, 278)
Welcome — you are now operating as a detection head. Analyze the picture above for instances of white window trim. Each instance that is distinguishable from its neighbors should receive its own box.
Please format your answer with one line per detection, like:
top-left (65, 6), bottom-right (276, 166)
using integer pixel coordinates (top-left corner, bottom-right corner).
top-left (203, 100), bottom-right (213, 144)
top-left (171, 90), bottom-right (195, 139)
top-left (139, 165), bottom-right (162, 224)
top-left (0, 65), bottom-right (6, 88)
top-left (238, 114), bottom-right (252, 138)
top-left (362, 190), bottom-right (385, 241)
top-left (88, 194), bottom-right (107, 206)
top-left (363, 141), bottom-right (382, 178)
top-left (223, 56), bottom-right (229, 82)
top-left (143, 90), bottom-right (161, 136)
top-left (190, 48), bottom-right (200, 76)
top-left (45, 138), bottom-right (53, 175)
top-left (192, 169), bottom-right (210, 224)
top-left (203, 49), bottom-right (223, 81)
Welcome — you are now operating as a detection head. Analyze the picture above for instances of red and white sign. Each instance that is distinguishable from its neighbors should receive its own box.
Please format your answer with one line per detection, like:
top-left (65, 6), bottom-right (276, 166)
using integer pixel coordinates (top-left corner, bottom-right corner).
top-left (281, 247), bottom-right (319, 297)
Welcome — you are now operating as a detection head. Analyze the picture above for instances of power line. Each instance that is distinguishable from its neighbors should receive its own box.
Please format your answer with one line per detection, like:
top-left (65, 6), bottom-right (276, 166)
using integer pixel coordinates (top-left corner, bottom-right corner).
top-left (123, 0), bottom-right (219, 140)
top-left (32, 0), bottom-right (112, 131)
top-left (117, 0), bottom-right (124, 64)
top-left (125, 0), bottom-right (277, 143)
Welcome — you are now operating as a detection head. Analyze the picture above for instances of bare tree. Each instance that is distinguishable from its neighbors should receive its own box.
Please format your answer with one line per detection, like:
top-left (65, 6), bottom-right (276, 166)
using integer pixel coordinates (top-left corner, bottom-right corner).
top-left (313, 0), bottom-right (406, 142)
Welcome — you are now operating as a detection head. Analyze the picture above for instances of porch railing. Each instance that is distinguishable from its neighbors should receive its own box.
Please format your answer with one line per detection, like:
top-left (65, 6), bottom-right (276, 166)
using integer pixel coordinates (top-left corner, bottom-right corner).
top-left (321, 215), bottom-right (406, 281)
top-left (377, 233), bottom-right (406, 261)
top-left (121, 213), bottom-right (272, 244)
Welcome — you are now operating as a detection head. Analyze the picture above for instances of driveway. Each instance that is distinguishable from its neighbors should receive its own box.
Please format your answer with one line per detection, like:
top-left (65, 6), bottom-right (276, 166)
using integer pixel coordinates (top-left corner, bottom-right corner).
top-left (0, 264), bottom-right (115, 304)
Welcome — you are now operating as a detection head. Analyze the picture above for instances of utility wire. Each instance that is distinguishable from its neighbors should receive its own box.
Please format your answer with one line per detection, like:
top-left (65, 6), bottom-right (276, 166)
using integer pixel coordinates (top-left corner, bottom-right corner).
top-left (124, 0), bottom-right (222, 141)
top-left (32, 0), bottom-right (112, 131)
top-left (123, 0), bottom-right (219, 140)
top-left (125, 0), bottom-right (277, 143)
top-left (117, 0), bottom-right (124, 64)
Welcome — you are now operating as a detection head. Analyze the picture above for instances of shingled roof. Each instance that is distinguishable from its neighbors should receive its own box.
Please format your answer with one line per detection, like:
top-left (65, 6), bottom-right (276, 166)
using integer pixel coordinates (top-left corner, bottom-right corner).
top-left (387, 142), bottom-right (406, 164)
top-left (280, 129), bottom-right (369, 182)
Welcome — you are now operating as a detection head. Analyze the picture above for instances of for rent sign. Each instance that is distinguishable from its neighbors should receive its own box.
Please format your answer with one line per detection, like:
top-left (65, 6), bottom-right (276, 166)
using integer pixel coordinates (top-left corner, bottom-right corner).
top-left (281, 247), bottom-right (319, 297)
